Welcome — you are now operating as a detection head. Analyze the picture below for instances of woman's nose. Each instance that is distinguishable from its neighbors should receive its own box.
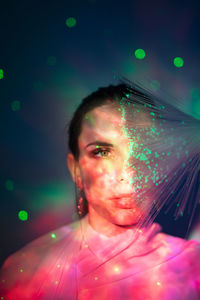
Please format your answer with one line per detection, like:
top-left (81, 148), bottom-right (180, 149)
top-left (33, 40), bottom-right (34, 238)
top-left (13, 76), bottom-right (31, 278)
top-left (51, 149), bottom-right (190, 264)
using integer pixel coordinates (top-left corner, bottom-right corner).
top-left (117, 166), bottom-right (135, 182)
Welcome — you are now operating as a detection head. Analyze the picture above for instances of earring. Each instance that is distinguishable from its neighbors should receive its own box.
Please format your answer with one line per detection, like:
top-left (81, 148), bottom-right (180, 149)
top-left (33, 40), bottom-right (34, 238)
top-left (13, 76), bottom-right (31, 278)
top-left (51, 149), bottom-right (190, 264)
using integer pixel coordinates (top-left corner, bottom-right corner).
top-left (77, 196), bottom-right (83, 215)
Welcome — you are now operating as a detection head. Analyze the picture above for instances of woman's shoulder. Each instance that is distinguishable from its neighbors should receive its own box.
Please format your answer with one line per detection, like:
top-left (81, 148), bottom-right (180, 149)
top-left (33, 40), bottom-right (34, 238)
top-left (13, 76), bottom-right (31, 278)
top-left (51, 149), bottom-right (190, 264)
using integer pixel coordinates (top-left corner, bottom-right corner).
top-left (153, 230), bottom-right (200, 275)
top-left (26, 219), bottom-right (79, 248)
top-left (154, 231), bottom-right (200, 292)
top-left (154, 229), bottom-right (200, 257)
top-left (156, 230), bottom-right (200, 252)
top-left (0, 219), bottom-right (82, 299)
top-left (1, 218), bottom-right (81, 272)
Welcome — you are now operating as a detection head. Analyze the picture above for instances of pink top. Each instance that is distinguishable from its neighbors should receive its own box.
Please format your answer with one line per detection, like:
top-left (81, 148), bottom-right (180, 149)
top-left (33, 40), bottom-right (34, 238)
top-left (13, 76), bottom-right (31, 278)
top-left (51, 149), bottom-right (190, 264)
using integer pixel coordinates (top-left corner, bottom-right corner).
top-left (1, 214), bottom-right (200, 299)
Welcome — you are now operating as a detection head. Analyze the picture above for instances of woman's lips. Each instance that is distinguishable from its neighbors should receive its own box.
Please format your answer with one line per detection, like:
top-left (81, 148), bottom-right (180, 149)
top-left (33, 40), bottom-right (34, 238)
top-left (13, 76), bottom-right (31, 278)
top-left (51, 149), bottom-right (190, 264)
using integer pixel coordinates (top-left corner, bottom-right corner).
top-left (111, 195), bottom-right (135, 209)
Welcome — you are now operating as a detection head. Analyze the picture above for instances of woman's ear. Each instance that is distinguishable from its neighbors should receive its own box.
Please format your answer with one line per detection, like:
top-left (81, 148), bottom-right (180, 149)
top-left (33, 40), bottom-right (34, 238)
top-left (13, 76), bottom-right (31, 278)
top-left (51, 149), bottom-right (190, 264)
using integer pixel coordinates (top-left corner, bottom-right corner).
top-left (67, 153), bottom-right (83, 189)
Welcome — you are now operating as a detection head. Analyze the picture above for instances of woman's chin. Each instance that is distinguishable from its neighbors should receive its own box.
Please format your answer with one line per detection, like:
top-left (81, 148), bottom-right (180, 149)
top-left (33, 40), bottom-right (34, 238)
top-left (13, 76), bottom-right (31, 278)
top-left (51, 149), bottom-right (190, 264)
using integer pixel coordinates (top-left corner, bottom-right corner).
top-left (112, 208), bottom-right (143, 226)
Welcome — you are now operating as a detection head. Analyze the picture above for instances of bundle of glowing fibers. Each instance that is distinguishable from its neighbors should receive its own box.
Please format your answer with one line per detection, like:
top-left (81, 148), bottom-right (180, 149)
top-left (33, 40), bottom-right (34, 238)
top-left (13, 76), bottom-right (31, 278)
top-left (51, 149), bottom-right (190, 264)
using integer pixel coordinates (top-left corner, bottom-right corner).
top-left (116, 77), bottom-right (200, 235)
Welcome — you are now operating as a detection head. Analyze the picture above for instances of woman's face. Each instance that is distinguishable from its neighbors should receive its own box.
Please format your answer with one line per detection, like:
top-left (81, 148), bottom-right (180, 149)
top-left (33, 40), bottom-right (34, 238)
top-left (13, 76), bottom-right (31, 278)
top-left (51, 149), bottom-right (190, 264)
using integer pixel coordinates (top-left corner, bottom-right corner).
top-left (68, 102), bottom-right (153, 226)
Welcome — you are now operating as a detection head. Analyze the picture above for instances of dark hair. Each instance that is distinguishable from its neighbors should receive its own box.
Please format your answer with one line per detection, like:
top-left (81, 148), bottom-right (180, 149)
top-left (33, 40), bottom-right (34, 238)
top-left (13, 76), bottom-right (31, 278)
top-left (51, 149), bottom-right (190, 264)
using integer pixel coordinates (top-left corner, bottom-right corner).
top-left (67, 82), bottom-right (157, 218)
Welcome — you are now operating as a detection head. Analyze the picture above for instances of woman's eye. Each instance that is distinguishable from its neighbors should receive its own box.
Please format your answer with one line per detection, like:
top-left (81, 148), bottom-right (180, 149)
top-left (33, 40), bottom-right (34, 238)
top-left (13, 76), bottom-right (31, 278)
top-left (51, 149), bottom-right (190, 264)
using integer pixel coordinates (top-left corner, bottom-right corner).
top-left (92, 148), bottom-right (111, 158)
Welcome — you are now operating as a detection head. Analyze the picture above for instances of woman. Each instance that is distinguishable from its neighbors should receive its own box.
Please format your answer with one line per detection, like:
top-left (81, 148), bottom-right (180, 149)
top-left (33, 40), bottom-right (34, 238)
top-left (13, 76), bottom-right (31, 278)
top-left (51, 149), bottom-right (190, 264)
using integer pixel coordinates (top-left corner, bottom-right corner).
top-left (0, 82), bottom-right (200, 299)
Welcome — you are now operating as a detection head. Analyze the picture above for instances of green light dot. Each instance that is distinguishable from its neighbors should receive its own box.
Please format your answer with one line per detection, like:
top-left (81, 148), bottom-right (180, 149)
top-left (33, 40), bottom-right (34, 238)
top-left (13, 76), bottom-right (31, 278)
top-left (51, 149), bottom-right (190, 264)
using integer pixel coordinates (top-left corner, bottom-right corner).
top-left (173, 57), bottom-right (184, 68)
top-left (66, 17), bottom-right (76, 28)
top-left (135, 49), bottom-right (146, 60)
top-left (5, 179), bottom-right (14, 191)
top-left (18, 210), bottom-right (28, 221)
top-left (20, 268), bottom-right (23, 272)
top-left (11, 100), bottom-right (21, 112)
top-left (51, 233), bottom-right (56, 239)
top-left (0, 69), bottom-right (4, 79)
top-left (47, 56), bottom-right (57, 66)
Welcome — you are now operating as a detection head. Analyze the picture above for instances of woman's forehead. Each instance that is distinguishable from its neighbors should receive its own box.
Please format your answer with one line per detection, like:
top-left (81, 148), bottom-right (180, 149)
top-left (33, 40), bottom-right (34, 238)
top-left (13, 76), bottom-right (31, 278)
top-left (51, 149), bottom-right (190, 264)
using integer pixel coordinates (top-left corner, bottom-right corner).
top-left (79, 103), bottom-right (152, 147)
top-left (86, 103), bottom-right (123, 126)
top-left (83, 103), bottom-right (152, 128)
top-left (81, 104), bottom-right (124, 138)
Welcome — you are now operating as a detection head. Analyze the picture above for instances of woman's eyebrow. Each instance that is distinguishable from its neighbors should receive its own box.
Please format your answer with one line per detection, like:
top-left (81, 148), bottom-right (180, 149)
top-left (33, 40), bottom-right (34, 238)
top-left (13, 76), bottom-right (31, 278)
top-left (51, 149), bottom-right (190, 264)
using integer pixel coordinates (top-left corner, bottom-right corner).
top-left (85, 141), bottom-right (114, 149)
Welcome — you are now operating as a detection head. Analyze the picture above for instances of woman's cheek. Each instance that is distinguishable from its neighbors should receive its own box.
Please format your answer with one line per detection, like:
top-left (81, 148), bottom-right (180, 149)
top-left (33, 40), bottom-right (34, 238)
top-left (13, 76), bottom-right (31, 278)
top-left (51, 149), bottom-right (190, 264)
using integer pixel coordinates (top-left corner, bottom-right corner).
top-left (81, 166), bottom-right (103, 190)
top-left (82, 160), bottom-right (107, 180)
top-left (80, 158), bottom-right (116, 193)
